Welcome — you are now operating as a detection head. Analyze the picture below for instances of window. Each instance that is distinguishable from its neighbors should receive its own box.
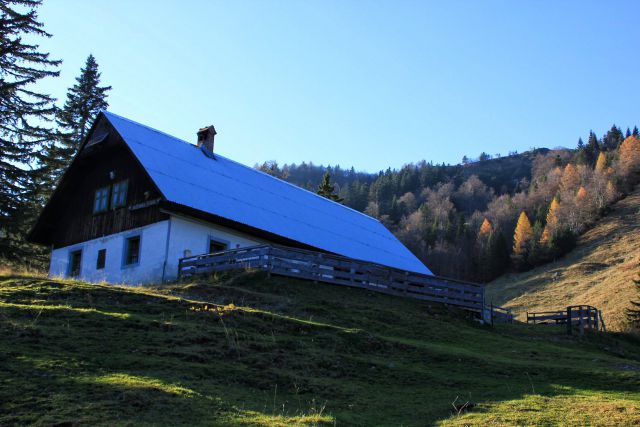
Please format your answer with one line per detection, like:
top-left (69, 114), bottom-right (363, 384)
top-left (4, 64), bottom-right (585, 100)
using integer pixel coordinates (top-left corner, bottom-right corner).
top-left (96, 249), bottom-right (106, 269)
top-left (124, 236), bottom-right (141, 266)
top-left (111, 180), bottom-right (128, 208)
top-left (208, 238), bottom-right (228, 254)
top-left (69, 250), bottom-right (82, 277)
top-left (93, 186), bottom-right (110, 213)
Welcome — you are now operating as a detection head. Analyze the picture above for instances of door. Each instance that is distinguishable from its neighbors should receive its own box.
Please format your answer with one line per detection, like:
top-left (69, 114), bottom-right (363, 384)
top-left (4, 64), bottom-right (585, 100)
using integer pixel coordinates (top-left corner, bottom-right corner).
top-left (69, 250), bottom-right (82, 277)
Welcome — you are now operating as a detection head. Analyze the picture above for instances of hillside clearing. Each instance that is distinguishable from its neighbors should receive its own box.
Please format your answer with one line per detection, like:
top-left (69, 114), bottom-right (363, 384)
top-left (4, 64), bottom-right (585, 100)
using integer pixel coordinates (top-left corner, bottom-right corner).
top-left (487, 186), bottom-right (640, 332)
top-left (1, 272), bottom-right (640, 426)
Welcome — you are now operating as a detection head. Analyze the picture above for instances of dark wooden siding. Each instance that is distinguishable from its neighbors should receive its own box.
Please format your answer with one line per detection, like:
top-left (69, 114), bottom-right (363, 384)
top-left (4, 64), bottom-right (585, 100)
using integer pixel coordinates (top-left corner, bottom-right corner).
top-left (30, 123), bottom-right (168, 248)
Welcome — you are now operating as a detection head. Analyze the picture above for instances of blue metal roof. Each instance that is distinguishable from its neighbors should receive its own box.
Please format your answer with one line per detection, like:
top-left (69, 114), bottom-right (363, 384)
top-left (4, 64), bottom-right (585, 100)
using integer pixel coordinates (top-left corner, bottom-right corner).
top-left (102, 111), bottom-right (432, 275)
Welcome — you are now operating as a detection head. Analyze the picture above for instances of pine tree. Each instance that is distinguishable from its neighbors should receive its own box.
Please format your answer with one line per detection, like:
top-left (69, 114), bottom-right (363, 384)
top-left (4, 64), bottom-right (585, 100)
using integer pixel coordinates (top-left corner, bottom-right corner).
top-left (626, 263), bottom-right (640, 328)
top-left (317, 171), bottom-right (344, 203)
top-left (49, 54), bottom-right (111, 183)
top-left (0, 0), bottom-right (60, 261)
top-left (633, 126), bottom-right (639, 138)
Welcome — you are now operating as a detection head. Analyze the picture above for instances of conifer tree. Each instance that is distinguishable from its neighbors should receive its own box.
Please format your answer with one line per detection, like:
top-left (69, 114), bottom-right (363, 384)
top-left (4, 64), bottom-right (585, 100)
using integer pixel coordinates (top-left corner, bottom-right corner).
top-left (633, 126), bottom-right (639, 138)
top-left (512, 211), bottom-right (533, 256)
top-left (0, 0), bottom-right (60, 261)
top-left (478, 218), bottom-right (493, 236)
top-left (560, 163), bottom-right (580, 194)
top-left (540, 198), bottom-right (559, 245)
top-left (618, 136), bottom-right (640, 182)
top-left (584, 131), bottom-right (599, 164)
top-left (48, 54), bottom-right (111, 183)
top-left (595, 152), bottom-right (607, 174)
top-left (317, 171), bottom-right (344, 203)
top-left (512, 211), bottom-right (534, 270)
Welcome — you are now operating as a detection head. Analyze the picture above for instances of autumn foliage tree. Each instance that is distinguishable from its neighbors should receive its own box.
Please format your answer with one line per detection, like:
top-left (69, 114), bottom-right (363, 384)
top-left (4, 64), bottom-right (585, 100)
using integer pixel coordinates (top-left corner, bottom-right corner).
top-left (540, 197), bottom-right (559, 245)
top-left (512, 211), bottom-right (534, 269)
top-left (618, 136), bottom-right (640, 186)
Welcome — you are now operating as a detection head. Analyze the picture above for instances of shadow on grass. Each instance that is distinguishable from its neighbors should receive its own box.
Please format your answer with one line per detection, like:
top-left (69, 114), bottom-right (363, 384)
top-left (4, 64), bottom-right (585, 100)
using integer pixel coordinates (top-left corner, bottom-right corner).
top-left (1, 274), bottom-right (640, 425)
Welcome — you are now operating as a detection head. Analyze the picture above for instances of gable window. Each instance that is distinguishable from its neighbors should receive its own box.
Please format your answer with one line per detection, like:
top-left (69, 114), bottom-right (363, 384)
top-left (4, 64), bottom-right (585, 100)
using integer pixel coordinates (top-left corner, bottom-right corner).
top-left (208, 238), bottom-right (229, 254)
top-left (96, 249), bottom-right (106, 270)
top-left (93, 186), bottom-right (110, 213)
top-left (111, 180), bottom-right (128, 209)
top-left (69, 250), bottom-right (82, 277)
top-left (124, 235), bottom-right (141, 266)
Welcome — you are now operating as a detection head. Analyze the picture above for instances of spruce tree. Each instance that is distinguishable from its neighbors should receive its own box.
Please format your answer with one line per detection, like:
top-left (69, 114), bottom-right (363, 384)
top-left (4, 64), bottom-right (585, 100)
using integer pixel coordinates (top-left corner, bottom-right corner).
top-left (0, 0), bottom-right (60, 261)
top-left (50, 54), bottom-right (111, 183)
top-left (317, 170), bottom-right (344, 203)
top-left (633, 126), bottom-right (639, 138)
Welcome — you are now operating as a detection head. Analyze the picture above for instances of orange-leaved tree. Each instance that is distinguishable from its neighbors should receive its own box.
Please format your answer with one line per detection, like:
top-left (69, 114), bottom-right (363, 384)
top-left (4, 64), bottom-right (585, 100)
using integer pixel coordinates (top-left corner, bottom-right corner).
top-left (595, 152), bottom-right (607, 174)
top-left (513, 211), bottom-right (533, 255)
top-left (540, 197), bottom-right (559, 245)
top-left (560, 163), bottom-right (580, 194)
top-left (478, 218), bottom-right (493, 237)
top-left (619, 135), bottom-right (640, 181)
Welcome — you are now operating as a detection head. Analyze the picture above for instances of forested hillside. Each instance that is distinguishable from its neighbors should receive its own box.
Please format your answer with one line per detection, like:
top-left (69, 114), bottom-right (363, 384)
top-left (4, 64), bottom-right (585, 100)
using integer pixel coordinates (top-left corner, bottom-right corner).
top-left (487, 186), bottom-right (640, 332)
top-left (258, 127), bottom-right (640, 282)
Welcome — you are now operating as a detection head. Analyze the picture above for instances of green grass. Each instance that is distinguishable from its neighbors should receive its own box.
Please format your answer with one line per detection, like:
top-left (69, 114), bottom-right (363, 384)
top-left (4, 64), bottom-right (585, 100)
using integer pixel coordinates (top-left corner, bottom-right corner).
top-left (1, 271), bottom-right (640, 426)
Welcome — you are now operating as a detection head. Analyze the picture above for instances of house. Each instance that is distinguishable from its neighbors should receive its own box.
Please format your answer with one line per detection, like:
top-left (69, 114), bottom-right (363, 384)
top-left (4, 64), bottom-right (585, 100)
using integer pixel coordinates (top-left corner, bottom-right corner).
top-left (28, 112), bottom-right (432, 284)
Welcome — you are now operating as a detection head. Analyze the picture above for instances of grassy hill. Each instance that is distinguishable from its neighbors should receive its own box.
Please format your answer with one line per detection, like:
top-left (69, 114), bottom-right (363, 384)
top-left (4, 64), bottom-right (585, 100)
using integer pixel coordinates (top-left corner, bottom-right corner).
top-left (2, 271), bottom-right (640, 425)
top-left (487, 186), bottom-right (640, 332)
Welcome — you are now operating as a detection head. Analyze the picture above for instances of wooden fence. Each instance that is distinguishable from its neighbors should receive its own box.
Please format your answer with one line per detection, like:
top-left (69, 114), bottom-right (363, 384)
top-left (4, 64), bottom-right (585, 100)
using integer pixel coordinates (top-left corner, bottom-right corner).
top-left (178, 244), bottom-right (513, 323)
top-left (527, 305), bottom-right (606, 334)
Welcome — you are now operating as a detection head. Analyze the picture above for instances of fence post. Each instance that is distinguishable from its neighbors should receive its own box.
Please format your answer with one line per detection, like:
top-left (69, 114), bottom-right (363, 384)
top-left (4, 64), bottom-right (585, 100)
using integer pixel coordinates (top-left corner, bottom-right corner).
top-left (178, 258), bottom-right (183, 280)
top-left (490, 301), bottom-right (494, 327)
top-left (566, 306), bottom-right (572, 335)
top-left (579, 306), bottom-right (584, 336)
top-left (266, 246), bottom-right (272, 278)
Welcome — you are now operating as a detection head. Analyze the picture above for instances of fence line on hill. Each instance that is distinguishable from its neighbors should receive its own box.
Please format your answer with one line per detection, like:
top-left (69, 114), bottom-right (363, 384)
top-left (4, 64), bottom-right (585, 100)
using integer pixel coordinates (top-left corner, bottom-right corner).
top-left (177, 244), bottom-right (513, 323)
top-left (527, 305), bottom-right (605, 334)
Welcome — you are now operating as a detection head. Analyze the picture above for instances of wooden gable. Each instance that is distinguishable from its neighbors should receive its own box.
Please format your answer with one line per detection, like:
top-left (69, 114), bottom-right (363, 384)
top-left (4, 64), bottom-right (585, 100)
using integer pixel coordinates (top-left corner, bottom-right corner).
top-left (29, 114), bottom-right (167, 248)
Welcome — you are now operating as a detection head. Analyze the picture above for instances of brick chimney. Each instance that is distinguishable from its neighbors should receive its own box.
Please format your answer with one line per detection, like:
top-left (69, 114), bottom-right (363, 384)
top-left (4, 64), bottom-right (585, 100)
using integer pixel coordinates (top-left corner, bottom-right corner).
top-left (197, 125), bottom-right (216, 152)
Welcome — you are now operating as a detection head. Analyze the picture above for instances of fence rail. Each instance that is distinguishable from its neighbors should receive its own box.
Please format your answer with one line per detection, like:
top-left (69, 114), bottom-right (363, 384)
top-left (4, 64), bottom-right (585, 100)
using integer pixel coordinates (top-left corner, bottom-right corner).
top-left (178, 244), bottom-right (511, 322)
top-left (527, 305), bottom-right (605, 334)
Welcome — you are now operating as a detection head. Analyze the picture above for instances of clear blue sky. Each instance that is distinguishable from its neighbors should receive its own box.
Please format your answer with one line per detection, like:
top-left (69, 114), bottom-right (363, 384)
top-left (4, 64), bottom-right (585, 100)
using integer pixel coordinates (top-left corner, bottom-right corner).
top-left (35, 1), bottom-right (640, 172)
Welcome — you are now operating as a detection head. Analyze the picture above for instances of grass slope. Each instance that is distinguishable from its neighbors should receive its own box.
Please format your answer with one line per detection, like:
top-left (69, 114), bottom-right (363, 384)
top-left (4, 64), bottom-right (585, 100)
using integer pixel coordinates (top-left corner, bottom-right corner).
top-left (1, 272), bottom-right (640, 426)
top-left (487, 186), bottom-right (640, 332)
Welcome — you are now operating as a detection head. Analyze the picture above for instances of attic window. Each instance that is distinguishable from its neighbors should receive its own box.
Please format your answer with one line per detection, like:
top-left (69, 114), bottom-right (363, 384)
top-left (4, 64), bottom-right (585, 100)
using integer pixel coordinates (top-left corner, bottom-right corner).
top-left (85, 131), bottom-right (109, 147)
top-left (93, 186), bottom-right (110, 213)
top-left (111, 180), bottom-right (128, 208)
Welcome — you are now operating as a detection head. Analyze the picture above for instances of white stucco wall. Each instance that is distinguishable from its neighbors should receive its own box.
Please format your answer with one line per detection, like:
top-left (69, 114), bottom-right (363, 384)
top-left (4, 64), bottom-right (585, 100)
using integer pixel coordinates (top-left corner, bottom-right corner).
top-left (49, 221), bottom-right (171, 285)
top-left (162, 215), bottom-right (266, 281)
top-left (49, 215), bottom-right (266, 285)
